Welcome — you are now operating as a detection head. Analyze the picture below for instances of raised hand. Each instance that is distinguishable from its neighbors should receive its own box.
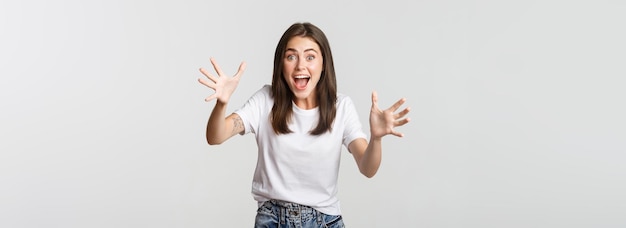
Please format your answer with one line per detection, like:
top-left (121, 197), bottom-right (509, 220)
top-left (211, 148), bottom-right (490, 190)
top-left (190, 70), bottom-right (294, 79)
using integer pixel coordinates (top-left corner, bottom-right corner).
top-left (198, 58), bottom-right (246, 103)
top-left (369, 91), bottom-right (411, 139)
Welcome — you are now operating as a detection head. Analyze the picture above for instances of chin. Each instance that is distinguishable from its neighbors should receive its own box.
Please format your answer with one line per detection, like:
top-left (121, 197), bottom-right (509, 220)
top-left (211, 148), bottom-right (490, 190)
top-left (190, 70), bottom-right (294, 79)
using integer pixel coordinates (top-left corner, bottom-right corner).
top-left (291, 89), bottom-right (313, 100)
top-left (293, 92), bottom-right (310, 99)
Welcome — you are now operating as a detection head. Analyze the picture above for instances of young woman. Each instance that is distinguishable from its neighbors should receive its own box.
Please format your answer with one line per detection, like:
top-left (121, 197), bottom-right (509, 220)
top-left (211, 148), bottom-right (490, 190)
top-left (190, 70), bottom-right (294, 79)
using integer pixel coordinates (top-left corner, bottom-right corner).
top-left (198, 22), bottom-right (410, 228)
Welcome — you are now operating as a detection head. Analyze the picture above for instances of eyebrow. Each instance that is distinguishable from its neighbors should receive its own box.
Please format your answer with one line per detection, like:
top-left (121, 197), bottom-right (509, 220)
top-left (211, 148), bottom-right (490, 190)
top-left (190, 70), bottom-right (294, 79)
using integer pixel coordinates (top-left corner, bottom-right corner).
top-left (285, 48), bottom-right (319, 54)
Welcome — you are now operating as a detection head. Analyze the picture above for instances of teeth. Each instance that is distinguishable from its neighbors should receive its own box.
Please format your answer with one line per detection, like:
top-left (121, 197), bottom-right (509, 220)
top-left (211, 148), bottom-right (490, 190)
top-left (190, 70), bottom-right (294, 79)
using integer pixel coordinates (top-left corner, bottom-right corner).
top-left (295, 75), bottom-right (310, 79)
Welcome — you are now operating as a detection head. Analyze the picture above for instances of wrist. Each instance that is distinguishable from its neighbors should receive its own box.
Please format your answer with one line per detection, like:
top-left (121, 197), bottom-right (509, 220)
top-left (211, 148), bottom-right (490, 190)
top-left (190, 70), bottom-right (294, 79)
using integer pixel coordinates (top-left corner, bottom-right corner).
top-left (215, 100), bottom-right (228, 106)
top-left (369, 135), bottom-right (383, 142)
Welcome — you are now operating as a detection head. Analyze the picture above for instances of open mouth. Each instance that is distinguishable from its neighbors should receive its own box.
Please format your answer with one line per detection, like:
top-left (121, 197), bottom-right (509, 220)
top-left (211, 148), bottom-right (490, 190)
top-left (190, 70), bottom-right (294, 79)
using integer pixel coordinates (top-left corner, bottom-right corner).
top-left (294, 75), bottom-right (310, 90)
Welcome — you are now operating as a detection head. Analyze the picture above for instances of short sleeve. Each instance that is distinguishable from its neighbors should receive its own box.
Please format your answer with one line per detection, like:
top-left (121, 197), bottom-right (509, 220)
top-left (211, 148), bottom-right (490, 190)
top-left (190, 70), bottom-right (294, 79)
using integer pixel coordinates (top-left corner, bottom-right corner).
top-left (233, 85), bottom-right (271, 135)
top-left (339, 96), bottom-right (368, 148)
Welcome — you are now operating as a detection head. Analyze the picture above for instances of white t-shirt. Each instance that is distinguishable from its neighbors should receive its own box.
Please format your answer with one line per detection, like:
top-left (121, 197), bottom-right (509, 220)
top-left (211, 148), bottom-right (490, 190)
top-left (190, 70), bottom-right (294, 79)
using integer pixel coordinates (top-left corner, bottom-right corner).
top-left (234, 85), bottom-right (367, 215)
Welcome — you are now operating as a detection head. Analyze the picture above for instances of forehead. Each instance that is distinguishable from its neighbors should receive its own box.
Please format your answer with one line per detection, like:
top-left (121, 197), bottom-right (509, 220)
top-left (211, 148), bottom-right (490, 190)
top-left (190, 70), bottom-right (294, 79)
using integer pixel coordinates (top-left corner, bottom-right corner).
top-left (285, 36), bottom-right (320, 52)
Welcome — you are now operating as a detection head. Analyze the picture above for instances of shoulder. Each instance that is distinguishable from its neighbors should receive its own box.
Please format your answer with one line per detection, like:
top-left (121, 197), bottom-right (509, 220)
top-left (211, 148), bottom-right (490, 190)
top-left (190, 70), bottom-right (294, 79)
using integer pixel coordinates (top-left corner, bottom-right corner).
top-left (335, 93), bottom-right (360, 115)
top-left (335, 93), bottom-right (364, 127)
top-left (258, 84), bottom-right (271, 95)
top-left (262, 84), bottom-right (271, 91)
top-left (336, 93), bottom-right (355, 107)
top-left (249, 84), bottom-right (272, 100)
top-left (239, 84), bottom-right (273, 110)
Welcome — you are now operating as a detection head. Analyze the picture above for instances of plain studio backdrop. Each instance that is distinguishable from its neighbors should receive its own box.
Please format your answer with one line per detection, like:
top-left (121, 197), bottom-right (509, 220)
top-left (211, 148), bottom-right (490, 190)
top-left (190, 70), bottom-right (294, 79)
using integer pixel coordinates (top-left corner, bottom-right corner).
top-left (1, 0), bottom-right (625, 227)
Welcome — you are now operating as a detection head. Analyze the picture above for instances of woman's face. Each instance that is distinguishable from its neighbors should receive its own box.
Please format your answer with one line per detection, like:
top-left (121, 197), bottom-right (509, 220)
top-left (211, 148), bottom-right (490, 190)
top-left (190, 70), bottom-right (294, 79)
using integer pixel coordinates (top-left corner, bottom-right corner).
top-left (282, 36), bottom-right (323, 108)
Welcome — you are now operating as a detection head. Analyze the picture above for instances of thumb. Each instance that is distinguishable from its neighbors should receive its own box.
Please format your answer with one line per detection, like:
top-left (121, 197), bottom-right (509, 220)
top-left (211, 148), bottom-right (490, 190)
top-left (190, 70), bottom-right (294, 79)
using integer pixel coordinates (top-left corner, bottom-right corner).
top-left (371, 90), bottom-right (379, 109)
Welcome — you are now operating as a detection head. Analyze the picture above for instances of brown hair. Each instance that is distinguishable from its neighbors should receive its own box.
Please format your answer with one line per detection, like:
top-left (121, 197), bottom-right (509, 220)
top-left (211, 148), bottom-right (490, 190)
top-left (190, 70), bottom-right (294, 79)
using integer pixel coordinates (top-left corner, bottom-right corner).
top-left (270, 22), bottom-right (337, 135)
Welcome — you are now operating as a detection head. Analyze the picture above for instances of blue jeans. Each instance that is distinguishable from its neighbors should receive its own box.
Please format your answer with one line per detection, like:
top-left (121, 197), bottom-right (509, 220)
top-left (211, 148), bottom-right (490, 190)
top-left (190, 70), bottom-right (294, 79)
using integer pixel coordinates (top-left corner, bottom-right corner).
top-left (254, 199), bottom-right (345, 228)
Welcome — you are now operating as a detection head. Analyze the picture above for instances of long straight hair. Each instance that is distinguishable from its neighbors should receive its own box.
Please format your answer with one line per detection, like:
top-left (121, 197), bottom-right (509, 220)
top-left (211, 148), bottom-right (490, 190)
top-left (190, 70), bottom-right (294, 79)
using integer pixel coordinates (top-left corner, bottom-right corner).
top-left (270, 22), bottom-right (337, 135)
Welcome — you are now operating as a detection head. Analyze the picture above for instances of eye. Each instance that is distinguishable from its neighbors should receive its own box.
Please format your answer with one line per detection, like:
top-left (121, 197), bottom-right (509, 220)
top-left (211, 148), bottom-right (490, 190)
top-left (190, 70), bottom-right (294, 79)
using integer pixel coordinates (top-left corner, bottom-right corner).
top-left (306, 55), bottom-right (315, 61)
top-left (286, 55), bottom-right (296, 61)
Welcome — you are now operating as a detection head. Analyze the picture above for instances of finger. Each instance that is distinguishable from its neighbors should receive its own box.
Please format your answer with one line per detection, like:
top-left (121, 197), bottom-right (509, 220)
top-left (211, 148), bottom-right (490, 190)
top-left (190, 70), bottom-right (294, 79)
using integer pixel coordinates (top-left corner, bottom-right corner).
top-left (210, 57), bottom-right (226, 76)
top-left (198, 78), bottom-right (216, 89)
top-left (390, 130), bottom-right (404, 138)
top-left (394, 107), bottom-right (410, 119)
top-left (234, 61), bottom-right (247, 78)
top-left (394, 117), bottom-right (411, 127)
top-left (204, 94), bottom-right (217, 102)
top-left (387, 97), bottom-right (407, 112)
top-left (199, 68), bottom-right (218, 82)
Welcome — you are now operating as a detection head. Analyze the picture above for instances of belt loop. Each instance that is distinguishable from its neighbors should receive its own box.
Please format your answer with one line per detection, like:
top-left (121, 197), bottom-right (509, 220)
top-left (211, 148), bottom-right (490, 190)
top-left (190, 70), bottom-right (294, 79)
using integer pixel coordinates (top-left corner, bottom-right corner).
top-left (316, 209), bottom-right (322, 225)
top-left (280, 206), bottom-right (285, 225)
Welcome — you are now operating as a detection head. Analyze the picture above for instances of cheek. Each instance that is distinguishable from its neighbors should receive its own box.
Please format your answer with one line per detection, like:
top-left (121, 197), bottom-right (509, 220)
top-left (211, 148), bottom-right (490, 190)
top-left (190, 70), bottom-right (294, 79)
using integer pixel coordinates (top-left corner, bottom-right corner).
top-left (282, 62), bottom-right (293, 74)
top-left (311, 61), bottom-right (323, 74)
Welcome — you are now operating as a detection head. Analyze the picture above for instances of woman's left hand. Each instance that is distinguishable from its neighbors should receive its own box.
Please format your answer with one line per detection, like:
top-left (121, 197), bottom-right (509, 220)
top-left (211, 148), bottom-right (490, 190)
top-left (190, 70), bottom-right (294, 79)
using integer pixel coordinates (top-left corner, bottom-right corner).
top-left (369, 91), bottom-right (410, 139)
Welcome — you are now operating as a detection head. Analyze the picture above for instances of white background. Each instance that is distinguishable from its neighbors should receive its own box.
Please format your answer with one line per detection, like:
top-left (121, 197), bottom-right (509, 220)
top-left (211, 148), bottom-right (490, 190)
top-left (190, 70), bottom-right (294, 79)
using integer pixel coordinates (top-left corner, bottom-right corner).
top-left (1, 0), bottom-right (625, 227)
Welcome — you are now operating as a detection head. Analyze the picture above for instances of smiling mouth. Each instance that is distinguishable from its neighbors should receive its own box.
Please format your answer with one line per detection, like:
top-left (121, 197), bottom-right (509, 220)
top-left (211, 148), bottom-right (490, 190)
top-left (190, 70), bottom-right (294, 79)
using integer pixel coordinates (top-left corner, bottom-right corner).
top-left (294, 75), bottom-right (310, 90)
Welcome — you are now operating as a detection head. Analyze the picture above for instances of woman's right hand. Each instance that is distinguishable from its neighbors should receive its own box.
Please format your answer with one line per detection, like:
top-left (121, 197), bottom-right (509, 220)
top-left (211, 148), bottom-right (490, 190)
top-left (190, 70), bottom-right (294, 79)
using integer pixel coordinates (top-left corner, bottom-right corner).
top-left (198, 58), bottom-right (246, 103)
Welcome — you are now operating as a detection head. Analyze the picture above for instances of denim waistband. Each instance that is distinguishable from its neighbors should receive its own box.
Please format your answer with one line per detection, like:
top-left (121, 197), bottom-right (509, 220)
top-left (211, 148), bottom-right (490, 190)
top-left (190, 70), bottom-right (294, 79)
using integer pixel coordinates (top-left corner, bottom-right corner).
top-left (264, 199), bottom-right (322, 224)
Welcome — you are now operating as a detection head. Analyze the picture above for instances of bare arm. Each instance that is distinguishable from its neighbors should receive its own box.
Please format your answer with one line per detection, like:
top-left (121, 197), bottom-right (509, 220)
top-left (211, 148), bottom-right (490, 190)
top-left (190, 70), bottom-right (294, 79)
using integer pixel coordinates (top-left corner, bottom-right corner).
top-left (348, 138), bottom-right (380, 178)
top-left (205, 103), bottom-right (244, 145)
top-left (349, 91), bottom-right (410, 178)
top-left (198, 58), bottom-right (246, 145)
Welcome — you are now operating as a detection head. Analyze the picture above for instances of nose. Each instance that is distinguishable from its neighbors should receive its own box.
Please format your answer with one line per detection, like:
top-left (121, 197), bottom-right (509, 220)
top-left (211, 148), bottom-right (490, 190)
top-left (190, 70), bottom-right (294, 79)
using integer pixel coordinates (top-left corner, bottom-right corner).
top-left (296, 58), bottom-right (306, 70)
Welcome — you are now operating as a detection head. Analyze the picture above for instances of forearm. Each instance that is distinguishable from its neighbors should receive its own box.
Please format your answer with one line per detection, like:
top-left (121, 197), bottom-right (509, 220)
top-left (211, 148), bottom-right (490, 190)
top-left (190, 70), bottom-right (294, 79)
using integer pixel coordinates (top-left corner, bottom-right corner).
top-left (358, 137), bottom-right (383, 178)
top-left (206, 101), bottom-right (229, 145)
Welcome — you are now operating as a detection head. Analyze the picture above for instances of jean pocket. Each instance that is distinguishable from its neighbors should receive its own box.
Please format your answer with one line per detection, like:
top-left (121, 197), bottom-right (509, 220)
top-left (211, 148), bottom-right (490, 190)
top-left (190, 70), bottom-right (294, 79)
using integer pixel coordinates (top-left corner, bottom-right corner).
top-left (256, 201), bottom-right (273, 215)
top-left (323, 214), bottom-right (344, 228)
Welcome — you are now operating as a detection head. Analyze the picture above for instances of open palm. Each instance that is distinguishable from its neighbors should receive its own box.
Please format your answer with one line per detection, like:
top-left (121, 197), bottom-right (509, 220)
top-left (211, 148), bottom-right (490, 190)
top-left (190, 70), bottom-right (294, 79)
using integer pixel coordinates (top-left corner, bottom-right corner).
top-left (198, 58), bottom-right (246, 103)
top-left (369, 91), bottom-right (411, 139)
